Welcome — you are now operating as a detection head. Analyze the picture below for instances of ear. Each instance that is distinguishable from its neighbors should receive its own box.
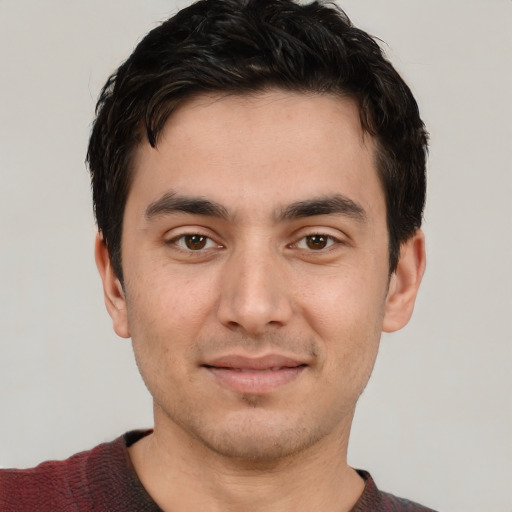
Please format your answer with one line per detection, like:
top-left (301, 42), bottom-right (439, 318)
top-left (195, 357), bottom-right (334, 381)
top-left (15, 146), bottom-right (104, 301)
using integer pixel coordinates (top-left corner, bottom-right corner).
top-left (382, 229), bottom-right (426, 333)
top-left (94, 232), bottom-right (130, 338)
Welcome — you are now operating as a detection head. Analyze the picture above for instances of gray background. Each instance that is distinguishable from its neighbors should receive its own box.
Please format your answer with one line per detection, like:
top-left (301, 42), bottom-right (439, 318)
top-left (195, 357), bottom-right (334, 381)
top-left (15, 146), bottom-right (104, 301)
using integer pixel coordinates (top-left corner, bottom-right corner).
top-left (1, 1), bottom-right (511, 511)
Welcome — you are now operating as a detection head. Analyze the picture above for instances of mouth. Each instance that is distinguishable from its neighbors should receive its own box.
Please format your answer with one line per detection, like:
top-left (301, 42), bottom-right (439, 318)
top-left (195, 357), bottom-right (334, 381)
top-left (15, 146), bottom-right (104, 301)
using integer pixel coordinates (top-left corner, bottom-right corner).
top-left (213, 366), bottom-right (300, 373)
top-left (202, 354), bottom-right (308, 394)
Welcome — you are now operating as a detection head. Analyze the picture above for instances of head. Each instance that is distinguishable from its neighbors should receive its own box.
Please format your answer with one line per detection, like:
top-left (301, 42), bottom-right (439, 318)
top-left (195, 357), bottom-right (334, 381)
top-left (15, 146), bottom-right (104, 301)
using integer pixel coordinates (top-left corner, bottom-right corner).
top-left (90, 0), bottom-right (428, 463)
top-left (87, 0), bottom-right (428, 284)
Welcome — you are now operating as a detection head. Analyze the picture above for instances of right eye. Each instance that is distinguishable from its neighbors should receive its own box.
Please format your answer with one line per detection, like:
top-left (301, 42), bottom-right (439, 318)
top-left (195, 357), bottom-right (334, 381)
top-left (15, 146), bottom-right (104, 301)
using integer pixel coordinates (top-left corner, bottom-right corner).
top-left (171, 234), bottom-right (220, 251)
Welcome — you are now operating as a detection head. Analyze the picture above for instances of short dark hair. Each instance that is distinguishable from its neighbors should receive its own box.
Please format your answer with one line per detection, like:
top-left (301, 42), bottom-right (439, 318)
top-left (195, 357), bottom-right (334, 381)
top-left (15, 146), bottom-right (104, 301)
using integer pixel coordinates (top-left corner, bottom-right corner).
top-left (87, 0), bottom-right (428, 281)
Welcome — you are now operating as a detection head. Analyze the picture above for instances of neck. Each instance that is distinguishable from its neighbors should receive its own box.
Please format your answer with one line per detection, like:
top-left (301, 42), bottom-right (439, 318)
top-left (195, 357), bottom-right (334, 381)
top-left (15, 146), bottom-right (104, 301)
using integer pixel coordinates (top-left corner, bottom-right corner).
top-left (129, 410), bottom-right (365, 512)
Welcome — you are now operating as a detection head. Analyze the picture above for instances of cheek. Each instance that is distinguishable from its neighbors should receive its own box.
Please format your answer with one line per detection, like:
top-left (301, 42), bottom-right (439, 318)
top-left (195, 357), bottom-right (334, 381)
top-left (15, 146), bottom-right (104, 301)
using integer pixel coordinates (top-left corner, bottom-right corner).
top-left (294, 264), bottom-right (386, 380)
top-left (123, 268), bottom-right (218, 380)
top-left (296, 264), bottom-right (387, 336)
top-left (126, 259), bottom-right (218, 331)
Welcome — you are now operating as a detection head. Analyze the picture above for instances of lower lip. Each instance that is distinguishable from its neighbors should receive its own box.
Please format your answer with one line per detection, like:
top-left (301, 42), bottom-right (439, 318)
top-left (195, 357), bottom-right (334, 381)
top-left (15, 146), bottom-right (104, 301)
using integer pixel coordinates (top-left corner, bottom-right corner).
top-left (205, 366), bottom-right (306, 394)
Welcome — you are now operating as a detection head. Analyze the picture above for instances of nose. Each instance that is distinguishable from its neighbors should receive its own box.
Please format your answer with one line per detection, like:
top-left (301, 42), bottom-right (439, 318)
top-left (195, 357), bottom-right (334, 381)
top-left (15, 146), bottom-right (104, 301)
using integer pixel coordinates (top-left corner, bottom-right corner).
top-left (216, 246), bottom-right (294, 335)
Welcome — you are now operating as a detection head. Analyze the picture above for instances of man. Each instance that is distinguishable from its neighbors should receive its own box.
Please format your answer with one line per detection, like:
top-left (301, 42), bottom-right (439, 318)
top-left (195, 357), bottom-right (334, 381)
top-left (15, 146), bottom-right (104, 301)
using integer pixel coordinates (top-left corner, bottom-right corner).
top-left (0, 0), bottom-right (434, 510)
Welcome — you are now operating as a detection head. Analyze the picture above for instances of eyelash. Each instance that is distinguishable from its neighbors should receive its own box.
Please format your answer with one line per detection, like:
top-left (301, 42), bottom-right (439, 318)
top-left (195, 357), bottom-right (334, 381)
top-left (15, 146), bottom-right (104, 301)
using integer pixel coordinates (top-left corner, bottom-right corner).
top-left (168, 233), bottom-right (222, 252)
top-left (167, 232), bottom-right (342, 253)
top-left (292, 234), bottom-right (341, 252)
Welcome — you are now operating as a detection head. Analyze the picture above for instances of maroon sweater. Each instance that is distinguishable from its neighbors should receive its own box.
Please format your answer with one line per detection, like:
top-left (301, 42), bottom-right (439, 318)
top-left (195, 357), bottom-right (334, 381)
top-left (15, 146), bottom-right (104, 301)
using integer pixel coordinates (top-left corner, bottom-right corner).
top-left (0, 431), bottom-right (436, 511)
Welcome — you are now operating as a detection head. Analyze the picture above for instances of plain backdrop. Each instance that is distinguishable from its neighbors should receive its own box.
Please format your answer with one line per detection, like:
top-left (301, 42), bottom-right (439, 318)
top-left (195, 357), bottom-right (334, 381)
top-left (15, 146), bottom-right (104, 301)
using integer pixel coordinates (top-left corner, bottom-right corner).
top-left (1, 1), bottom-right (511, 511)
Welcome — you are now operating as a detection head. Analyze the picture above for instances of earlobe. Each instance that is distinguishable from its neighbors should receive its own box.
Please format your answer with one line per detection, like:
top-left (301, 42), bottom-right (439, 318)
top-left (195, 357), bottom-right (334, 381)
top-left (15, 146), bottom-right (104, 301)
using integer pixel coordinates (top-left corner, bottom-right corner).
top-left (382, 229), bottom-right (426, 333)
top-left (94, 233), bottom-right (130, 339)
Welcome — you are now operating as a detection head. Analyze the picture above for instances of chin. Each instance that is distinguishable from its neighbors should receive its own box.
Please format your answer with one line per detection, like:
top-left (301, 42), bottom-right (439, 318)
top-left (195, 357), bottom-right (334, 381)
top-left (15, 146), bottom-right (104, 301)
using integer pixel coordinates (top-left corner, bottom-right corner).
top-left (192, 411), bottom-right (332, 463)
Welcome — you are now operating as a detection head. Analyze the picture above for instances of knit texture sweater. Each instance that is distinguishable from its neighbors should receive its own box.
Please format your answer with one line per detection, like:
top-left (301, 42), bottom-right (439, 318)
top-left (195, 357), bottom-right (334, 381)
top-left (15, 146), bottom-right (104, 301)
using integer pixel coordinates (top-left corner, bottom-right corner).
top-left (0, 431), bottom-right (437, 511)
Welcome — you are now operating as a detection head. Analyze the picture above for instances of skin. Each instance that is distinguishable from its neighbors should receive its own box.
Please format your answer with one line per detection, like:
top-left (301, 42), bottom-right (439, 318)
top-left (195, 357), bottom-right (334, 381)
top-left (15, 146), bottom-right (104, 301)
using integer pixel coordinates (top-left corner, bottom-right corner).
top-left (96, 90), bottom-right (425, 512)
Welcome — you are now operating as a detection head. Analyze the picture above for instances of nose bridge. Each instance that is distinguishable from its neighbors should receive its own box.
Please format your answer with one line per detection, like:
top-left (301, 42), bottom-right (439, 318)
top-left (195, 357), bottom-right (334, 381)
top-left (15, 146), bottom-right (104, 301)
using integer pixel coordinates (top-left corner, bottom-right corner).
top-left (217, 238), bottom-right (293, 334)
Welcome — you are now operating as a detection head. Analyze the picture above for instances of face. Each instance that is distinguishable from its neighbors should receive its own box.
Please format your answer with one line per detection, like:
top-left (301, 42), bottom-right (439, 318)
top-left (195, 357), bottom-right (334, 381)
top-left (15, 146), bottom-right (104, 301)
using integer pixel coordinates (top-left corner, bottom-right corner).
top-left (97, 90), bottom-right (424, 461)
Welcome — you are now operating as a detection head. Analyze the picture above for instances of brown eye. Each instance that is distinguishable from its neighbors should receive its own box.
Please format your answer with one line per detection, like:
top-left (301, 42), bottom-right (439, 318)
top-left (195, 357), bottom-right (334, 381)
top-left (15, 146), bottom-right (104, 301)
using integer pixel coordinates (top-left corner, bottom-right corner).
top-left (305, 235), bottom-right (328, 250)
top-left (295, 234), bottom-right (338, 251)
top-left (170, 233), bottom-right (222, 254)
top-left (184, 234), bottom-right (208, 250)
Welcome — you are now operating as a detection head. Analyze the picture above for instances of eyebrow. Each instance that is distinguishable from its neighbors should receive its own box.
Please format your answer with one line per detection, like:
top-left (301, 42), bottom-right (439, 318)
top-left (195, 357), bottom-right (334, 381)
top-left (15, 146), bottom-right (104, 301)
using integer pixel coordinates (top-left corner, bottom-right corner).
top-left (145, 192), bottom-right (229, 220)
top-left (277, 195), bottom-right (367, 222)
top-left (145, 191), bottom-right (366, 224)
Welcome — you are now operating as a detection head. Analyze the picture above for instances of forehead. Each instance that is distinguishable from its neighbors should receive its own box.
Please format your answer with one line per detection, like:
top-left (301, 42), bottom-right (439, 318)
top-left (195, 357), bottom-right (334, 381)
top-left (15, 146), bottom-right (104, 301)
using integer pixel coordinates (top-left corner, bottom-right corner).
top-left (128, 90), bottom-right (383, 219)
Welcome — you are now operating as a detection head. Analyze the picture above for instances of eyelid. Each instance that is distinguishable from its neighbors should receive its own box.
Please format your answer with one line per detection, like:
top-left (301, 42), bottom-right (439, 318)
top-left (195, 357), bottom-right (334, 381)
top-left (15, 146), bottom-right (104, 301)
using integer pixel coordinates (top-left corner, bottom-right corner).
top-left (294, 234), bottom-right (339, 250)
top-left (175, 235), bottom-right (219, 250)
top-left (164, 226), bottom-right (347, 253)
top-left (290, 223), bottom-right (348, 242)
top-left (291, 232), bottom-right (345, 252)
top-left (165, 229), bottom-right (224, 252)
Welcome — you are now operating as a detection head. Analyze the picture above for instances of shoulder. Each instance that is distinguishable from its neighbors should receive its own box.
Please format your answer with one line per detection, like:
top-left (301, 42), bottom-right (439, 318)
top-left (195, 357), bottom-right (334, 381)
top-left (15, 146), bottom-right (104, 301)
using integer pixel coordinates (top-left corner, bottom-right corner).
top-left (376, 491), bottom-right (438, 512)
top-left (353, 470), bottom-right (438, 512)
top-left (0, 434), bottom-right (127, 512)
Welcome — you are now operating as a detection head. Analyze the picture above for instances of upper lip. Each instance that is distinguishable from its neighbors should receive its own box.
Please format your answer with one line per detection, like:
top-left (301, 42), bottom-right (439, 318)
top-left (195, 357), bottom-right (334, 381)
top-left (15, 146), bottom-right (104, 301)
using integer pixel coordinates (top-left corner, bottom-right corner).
top-left (203, 354), bottom-right (306, 371)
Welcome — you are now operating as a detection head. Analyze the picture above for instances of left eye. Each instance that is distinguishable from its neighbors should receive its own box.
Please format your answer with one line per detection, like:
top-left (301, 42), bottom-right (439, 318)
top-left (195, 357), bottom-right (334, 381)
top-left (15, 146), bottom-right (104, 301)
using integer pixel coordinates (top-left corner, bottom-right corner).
top-left (296, 234), bottom-right (337, 251)
top-left (174, 234), bottom-right (219, 251)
